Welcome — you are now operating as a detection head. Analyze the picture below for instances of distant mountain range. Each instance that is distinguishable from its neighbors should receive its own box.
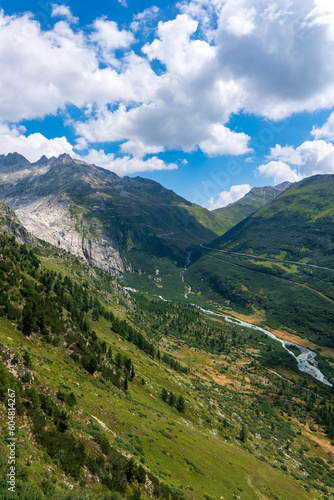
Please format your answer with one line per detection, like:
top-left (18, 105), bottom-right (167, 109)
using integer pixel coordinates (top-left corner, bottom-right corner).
top-left (0, 153), bottom-right (293, 276)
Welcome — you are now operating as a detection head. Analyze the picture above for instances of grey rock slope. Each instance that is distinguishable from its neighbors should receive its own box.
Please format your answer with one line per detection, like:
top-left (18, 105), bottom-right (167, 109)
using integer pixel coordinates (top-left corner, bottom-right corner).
top-left (0, 200), bottom-right (35, 245)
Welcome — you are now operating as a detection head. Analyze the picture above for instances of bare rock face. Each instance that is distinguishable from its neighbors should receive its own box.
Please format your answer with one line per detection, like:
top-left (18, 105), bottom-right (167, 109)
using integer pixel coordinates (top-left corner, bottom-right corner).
top-left (0, 200), bottom-right (36, 245)
top-left (15, 195), bottom-right (124, 275)
top-left (0, 154), bottom-right (124, 274)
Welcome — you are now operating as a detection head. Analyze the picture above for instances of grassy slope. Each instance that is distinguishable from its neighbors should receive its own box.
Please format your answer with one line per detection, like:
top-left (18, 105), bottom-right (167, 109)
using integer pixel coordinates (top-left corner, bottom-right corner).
top-left (212, 184), bottom-right (291, 233)
top-left (183, 175), bottom-right (334, 345)
top-left (210, 175), bottom-right (334, 266)
top-left (0, 237), bottom-right (333, 499)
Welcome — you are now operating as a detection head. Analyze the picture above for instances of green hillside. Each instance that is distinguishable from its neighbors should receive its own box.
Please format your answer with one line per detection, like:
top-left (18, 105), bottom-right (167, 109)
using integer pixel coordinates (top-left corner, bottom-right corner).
top-left (1, 218), bottom-right (334, 499)
top-left (211, 175), bottom-right (334, 266)
top-left (212, 182), bottom-right (291, 232)
top-left (186, 175), bottom-right (334, 345)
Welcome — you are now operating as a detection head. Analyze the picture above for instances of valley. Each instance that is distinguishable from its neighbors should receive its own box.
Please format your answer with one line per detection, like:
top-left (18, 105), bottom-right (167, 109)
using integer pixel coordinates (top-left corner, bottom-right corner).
top-left (0, 155), bottom-right (334, 499)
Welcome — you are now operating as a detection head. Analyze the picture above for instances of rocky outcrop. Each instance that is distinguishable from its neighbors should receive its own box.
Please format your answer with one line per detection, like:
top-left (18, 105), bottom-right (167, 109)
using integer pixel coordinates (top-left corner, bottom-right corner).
top-left (0, 200), bottom-right (35, 245)
top-left (15, 195), bottom-right (124, 275)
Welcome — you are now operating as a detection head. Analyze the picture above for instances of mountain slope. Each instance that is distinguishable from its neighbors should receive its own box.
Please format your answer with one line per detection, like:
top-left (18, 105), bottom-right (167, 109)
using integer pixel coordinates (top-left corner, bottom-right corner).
top-left (212, 181), bottom-right (291, 232)
top-left (186, 175), bottom-right (334, 344)
top-left (0, 200), bottom-right (35, 244)
top-left (0, 153), bottom-right (225, 275)
top-left (0, 219), bottom-right (334, 499)
top-left (211, 175), bottom-right (334, 266)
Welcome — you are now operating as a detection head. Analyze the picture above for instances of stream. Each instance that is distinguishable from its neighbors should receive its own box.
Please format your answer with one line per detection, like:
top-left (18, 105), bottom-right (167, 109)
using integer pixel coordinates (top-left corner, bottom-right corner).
top-left (191, 304), bottom-right (332, 387)
top-left (126, 252), bottom-right (332, 387)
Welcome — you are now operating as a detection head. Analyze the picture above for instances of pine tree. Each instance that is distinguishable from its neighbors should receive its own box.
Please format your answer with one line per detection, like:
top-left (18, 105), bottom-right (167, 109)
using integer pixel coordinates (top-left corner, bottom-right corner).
top-left (176, 395), bottom-right (185, 413)
top-left (239, 424), bottom-right (247, 443)
top-left (168, 391), bottom-right (175, 407)
top-left (161, 388), bottom-right (168, 402)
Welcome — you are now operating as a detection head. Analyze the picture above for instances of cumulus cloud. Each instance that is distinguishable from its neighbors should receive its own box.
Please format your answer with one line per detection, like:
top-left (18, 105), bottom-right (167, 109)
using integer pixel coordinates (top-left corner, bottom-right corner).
top-left (91, 19), bottom-right (134, 50)
top-left (257, 139), bottom-right (334, 184)
top-left (266, 144), bottom-right (304, 166)
top-left (76, 15), bottom-right (250, 156)
top-left (0, 124), bottom-right (77, 162)
top-left (199, 124), bottom-right (251, 156)
top-left (130, 6), bottom-right (160, 33)
top-left (0, 11), bottom-right (138, 121)
top-left (305, 0), bottom-right (334, 41)
top-left (257, 161), bottom-right (301, 185)
top-left (51, 4), bottom-right (78, 24)
top-left (208, 183), bottom-right (252, 210)
top-left (3, 2), bottom-right (334, 174)
top-left (83, 149), bottom-right (177, 175)
top-left (213, 0), bottom-right (334, 119)
top-left (220, 4), bottom-right (256, 37)
top-left (0, 125), bottom-right (176, 175)
top-left (312, 112), bottom-right (334, 140)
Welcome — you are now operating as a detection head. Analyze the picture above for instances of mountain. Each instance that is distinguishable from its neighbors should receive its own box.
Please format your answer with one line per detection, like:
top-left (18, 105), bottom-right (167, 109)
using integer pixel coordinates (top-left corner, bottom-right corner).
top-left (0, 153), bottom-right (226, 275)
top-left (212, 181), bottom-right (291, 232)
top-left (187, 175), bottom-right (334, 344)
top-left (0, 199), bottom-right (35, 244)
top-left (1, 212), bottom-right (334, 499)
top-left (210, 175), bottom-right (334, 266)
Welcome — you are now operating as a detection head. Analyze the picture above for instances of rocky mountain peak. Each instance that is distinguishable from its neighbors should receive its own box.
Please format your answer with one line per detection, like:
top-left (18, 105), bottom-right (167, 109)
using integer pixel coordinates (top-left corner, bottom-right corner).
top-left (58, 153), bottom-right (74, 163)
top-left (0, 152), bottom-right (29, 165)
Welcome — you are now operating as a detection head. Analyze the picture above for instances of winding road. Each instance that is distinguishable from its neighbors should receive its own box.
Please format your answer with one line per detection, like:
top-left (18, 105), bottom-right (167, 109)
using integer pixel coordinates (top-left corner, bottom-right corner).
top-left (199, 244), bottom-right (334, 272)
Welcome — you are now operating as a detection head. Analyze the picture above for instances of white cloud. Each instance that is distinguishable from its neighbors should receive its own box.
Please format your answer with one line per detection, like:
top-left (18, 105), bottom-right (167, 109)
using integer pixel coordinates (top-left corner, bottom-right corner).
top-left (257, 139), bottom-right (334, 183)
top-left (267, 144), bottom-right (303, 166)
top-left (76, 15), bottom-right (250, 156)
top-left (91, 18), bottom-right (134, 52)
top-left (199, 124), bottom-right (251, 156)
top-left (51, 4), bottom-right (78, 24)
top-left (3, 2), bottom-right (334, 166)
top-left (305, 0), bottom-right (334, 41)
top-left (82, 149), bottom-right (177, 175)
top-left (312, 111), bottom-right (334, 140)
top-left (220, 4), bottom-right (256, 37)
top-left (90, 18), bottom-right (134, 66)
top-left (0, 125), bottom-right (177, 175)
top-left (208, 183), bottom-right (252, 210)
top-left (131, 6), bottom-right (160, 33)
top-left (213, 0), bottom-right (334, 119)
top-left (297, 140), bottom-right (334, 176)
top-left (120, 140), bottom-right (163, 157)
top-left (257, 161), bottom-right (301, 184)
top-left (0, 11), bottom-right (143, 122)
top-left (0, 124), bottom-right (76, 162)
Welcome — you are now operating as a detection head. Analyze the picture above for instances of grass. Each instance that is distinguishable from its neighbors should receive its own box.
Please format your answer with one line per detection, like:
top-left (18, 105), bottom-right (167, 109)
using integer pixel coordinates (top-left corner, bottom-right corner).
top-left (1, 239), bottom-right (334, 499)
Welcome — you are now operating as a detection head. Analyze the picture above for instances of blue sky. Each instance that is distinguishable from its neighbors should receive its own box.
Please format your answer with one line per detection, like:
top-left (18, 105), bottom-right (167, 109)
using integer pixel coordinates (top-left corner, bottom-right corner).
top-left (1, 0), bottom-right (334, 208)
